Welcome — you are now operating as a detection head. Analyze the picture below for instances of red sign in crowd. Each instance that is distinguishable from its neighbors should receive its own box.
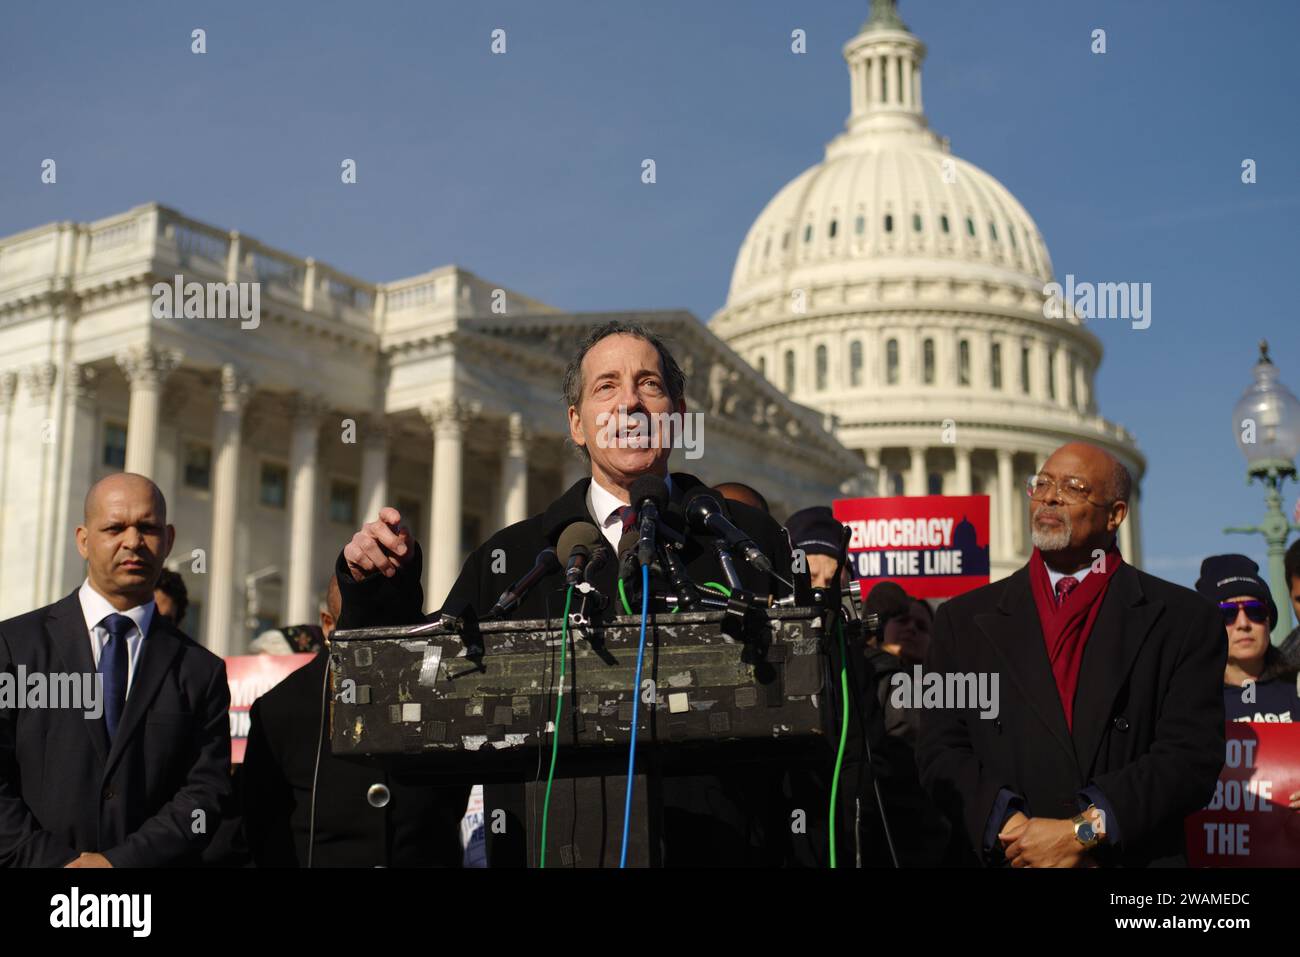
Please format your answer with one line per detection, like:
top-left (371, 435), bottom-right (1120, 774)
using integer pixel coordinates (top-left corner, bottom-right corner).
top-left (833, 494), bottom-right (991, 599)
top-left (224, 654), bottom-right (314, 763)
top-left (1186, 722), bottom-right (1300, 867)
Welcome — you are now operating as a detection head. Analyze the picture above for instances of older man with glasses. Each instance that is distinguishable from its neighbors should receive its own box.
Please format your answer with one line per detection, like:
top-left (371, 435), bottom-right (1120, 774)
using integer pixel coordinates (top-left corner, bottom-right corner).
top-left (917, 441), bottom-right (1226, 867)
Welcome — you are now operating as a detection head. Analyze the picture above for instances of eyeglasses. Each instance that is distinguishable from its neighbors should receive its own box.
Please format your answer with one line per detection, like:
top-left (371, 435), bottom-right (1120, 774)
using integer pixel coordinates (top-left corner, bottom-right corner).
top-left (1219, 600), bottom-right (1268, 626)
top-left (1025, 474), bottom-right (1110, 507)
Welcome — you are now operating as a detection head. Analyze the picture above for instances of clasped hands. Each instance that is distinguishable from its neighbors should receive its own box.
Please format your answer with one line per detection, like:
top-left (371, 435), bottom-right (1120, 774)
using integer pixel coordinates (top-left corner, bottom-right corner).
top-left (998, 811), bottom-right (1098, 868)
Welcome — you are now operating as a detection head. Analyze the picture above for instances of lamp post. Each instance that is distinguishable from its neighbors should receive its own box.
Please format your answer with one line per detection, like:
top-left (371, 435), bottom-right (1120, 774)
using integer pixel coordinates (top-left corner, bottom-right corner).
top-left (1224, 340), bottom-right (1300, 643)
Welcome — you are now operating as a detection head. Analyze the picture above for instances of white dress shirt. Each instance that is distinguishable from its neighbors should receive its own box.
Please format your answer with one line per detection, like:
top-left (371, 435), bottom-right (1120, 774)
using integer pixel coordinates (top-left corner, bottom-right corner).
top-left (586, 474), bottom-right (675, 552)
top-left (1045, 561), bottom-right (1086, 590)
top-left (78, 579), bottom-right (155, 694)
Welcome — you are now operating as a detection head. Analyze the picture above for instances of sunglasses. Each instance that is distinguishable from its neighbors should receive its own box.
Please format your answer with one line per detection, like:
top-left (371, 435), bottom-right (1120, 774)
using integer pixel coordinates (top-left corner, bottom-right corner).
top-left (1218, 600), bottom-right (1268, 626)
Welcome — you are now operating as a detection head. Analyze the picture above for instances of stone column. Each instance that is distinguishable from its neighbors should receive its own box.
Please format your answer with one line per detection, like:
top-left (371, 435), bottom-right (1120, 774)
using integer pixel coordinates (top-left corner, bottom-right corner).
top-left (996, 449), bottom-right (1015, 561)
top-left (115, 345), bottom-right (182, 478)
top-left (560, 448), bottom-right (587, 495)
top-left (23, 363), bottom-right (58, 609)
top-left (498, 413), bottom-right (529, 528)
top-left (863, 447), bottom-right (882, 496)
top-left (421, 399), bottom-right (478, 612)
top-left (1125, 485), bottom-right (1142, 567)
top-left (1074, 359), bottom-right (1090, 413)
top-left (1033, 339), bottom-right (1051, 403)
top-left (1054, 347), bottom-right (1072, 409)
top-left (954, 446), bottom-right (972, 495)
top-left (359, 414), bottom-right (390, 524)
top-left (204, 365), bottom-right (253, 656)
top-left (53, 364), bottom-right (99, 595)
top-left (285, 394), bottom-right (327, 625)
top-left (0, 372), bottom-right (17, 605)
top-left (908, 446), bottom-right (928, 496)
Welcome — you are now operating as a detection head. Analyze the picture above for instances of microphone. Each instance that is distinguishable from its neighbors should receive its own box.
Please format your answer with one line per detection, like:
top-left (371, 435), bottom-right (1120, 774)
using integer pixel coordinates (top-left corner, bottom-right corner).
top-left (585, 542), bottom-right (610, 582)
top-left (616, 528), bottom-right (640, 581)
top-left (629, 475), bottom-right (669, 568)
top-left (488, 546), bottom-right (561, 618)
top-left (861, 580), bottom-right (911, 639)
top-left (557, 521), bottom-right (602, 586)
top-left (683, 487), bottom-right (775, 576)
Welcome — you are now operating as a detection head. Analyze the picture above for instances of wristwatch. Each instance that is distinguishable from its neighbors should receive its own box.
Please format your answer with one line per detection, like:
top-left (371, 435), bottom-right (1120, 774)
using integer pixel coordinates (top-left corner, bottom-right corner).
top-left (1071, 805), bottom-right (1104, 849)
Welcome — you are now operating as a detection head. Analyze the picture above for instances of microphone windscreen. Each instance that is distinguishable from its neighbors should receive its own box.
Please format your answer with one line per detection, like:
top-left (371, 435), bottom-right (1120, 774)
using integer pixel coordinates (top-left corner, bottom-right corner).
top-left (629, 475), bottom-right (669, 511)
top-left (616, 528), bottom-right (639, 562)
top-left (556, 521), bottom-right (601, 564)
top-left (864, 581), bottom-right (912, 622)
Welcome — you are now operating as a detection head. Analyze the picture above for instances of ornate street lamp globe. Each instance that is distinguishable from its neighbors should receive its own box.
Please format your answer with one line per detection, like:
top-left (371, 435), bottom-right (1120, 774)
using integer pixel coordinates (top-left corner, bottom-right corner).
top-left (1233, 340), bottom-right (1300, 474)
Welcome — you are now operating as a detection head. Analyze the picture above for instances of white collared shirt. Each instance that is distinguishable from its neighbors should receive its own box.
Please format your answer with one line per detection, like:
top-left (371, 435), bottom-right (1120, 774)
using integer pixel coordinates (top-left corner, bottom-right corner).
top-left (586, 474), bottom-right (675, 552)
top-left (78, 579), bottom-right (155, 694)
top-left (1046, 564), bottom-right (1092, 592)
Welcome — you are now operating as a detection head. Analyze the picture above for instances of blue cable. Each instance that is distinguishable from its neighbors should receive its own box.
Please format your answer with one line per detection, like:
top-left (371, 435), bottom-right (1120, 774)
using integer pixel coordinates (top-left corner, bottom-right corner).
top-left (620, 563), bottom-right (651, 868)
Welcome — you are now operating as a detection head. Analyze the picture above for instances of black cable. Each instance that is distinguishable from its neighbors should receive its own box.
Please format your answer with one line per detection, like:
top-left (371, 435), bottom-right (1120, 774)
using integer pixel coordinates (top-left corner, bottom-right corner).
top-left (307, 650), bottom-right (330, 868)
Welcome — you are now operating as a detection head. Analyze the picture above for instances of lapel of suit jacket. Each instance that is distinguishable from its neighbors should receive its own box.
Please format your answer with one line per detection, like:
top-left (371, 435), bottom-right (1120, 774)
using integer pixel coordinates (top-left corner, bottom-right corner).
top-left (1071, 562), bottom-right (1162, 775)
top-left (973, 567), bottom-right (1076, 762)
top-left (45, 590), bottom-right (109, 765)
top-left (104, 615), bottom-right (184, 776)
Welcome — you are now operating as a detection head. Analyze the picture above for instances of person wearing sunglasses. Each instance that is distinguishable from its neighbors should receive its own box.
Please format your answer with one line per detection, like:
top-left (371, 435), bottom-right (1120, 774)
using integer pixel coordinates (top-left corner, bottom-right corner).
top-left (1195, 554), bottom-right (1300, 723)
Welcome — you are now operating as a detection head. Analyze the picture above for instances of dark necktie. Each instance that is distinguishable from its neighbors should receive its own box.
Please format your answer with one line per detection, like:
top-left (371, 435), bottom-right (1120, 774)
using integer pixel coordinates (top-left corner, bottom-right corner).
top-left (617, 505), bottom-right (637, 534)
top-left (1055, 576), bottom-right (1080, 607)
top-left (99, 613), bottom-right (133, 742)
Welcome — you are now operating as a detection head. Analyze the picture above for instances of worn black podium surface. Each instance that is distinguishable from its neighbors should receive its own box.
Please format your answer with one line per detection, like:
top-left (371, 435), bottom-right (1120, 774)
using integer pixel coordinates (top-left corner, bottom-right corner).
top-left (329, 607), bottom-right (843, 866)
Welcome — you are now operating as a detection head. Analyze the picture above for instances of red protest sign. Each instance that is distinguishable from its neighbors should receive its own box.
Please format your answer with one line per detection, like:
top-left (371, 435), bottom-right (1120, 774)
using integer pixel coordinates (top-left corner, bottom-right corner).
top-left (832, 495), bottom-right (991, 599)
top-left (224, 654), bottom-right (315, 763)
top-left (1185, 722), bottom-right (1300, 867)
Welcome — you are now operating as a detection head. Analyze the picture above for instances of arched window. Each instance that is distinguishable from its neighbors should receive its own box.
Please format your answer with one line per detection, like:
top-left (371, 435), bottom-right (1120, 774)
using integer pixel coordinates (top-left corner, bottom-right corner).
top-left (884, 214), bottom-right (894, 233)
top-left (850, 340), bottom-right (863, 387)
top-left (923, 338), bottom-right (936, 384)
top-left (958, 339), bottom-right (971, 386)
top-left (803, 224), bottom-right (813, 244)
top-left (966, 217), bottom-right (976, 237)
top-left (989, 222), bottom-right (998, 242)
top-left (990, 342), bottom-right (1003, 390)
top-left (828, 219), bottom-right (838, 239)
top-left (1048, 347), bottom-right (1058, 400)
top-left (784, 349), bottom-right (796, 393)
top-left (757, 355), bottom-right (767, 379)
top-left (855, 215), bottom-right (865, 235)
top-left (815, 344), bottom-right (828, 391)
top-left (940, 214), bottom-right (950, 234)
top-left (886, 339), bottom-right (899, 385)
top-left (912, 213), bottom-right (923, 232)
top-left (1020, 345), bottom-right (1031, 394)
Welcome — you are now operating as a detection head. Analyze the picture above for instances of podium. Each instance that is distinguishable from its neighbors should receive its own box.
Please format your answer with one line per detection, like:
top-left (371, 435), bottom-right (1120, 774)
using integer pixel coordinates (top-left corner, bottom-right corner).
top-left (329, 607), bottom-right (854, 866)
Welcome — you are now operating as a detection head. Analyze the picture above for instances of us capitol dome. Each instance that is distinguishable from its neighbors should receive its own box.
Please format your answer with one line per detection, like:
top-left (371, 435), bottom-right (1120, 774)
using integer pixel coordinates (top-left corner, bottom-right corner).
top-left (710, 0), bottom-right (1145, 579)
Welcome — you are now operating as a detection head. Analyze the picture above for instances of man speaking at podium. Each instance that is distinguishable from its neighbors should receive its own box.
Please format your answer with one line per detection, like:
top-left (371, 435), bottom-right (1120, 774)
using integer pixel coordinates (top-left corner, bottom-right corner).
top-left (335, 321), bottom-right (802, 866)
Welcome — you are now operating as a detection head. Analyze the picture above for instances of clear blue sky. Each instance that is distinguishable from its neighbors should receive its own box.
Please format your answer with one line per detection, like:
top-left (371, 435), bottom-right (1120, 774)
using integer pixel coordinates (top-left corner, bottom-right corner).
top-left (2, 0), bottom-right (1298, 592)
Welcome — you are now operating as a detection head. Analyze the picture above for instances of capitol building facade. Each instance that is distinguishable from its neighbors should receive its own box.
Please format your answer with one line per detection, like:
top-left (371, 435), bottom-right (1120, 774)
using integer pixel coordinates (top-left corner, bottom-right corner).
top-left (0, 1), bottom-right (1142, 652)
top-left (711, 1), bottom-right (1144, 580)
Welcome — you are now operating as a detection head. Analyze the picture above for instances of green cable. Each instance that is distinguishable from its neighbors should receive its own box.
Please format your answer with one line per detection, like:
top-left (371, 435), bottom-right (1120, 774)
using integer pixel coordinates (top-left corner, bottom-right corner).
top-left (618, 578), bottom-right (633, 616)
top-left (539, 585), bottom-right (574, 868)
top-left (829, 615), bottom-right (850, 869)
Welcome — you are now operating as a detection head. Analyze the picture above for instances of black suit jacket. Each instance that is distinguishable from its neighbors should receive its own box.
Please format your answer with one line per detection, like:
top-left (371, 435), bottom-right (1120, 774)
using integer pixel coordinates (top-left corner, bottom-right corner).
top-left (337, 473), bottom-right (813, 867)
top-left (0, 591), bottom-right (231, 867)
top-left (243, 650), bottom-right (467, 867)
top-left (916, 562), bottom-right (1226, 867)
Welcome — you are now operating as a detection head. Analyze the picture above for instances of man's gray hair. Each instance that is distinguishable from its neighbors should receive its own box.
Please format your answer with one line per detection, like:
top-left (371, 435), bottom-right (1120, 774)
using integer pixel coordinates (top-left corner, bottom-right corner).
top-left (561, 320), bottom-right (686, 411)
